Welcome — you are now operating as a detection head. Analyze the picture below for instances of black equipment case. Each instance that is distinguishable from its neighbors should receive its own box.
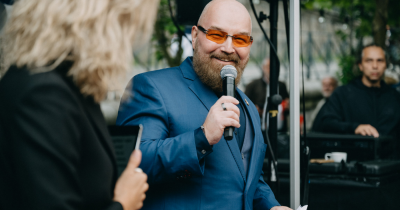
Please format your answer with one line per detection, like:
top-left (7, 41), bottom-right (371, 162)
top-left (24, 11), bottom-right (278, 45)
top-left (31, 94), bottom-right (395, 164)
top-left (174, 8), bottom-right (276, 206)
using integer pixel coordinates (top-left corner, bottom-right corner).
top-left (305, 133), bottom-right (395, 161)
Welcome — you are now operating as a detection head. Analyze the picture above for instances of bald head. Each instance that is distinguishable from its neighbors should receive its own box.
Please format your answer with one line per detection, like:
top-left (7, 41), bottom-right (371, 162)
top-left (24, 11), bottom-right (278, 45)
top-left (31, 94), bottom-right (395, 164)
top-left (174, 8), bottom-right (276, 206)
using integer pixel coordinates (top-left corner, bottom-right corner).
top-left (190, 0), bottom-right (253, 92)
top-left (321, 76), bottom-right (338, 98)
top-left (198, 0), bottom-right (252, 32)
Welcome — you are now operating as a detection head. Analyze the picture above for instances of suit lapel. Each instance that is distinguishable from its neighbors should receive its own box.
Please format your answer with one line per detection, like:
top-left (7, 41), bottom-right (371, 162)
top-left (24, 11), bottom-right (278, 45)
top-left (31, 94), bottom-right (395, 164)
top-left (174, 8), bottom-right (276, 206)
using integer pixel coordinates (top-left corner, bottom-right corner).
top-left (225, 136), bottom-right (247, 183)
top-left (181, 58), bottom-right (217, 111)
top-left (188, 78), bottom-right (218, 111)
top-left (180, 57), bottom-right (246, 183)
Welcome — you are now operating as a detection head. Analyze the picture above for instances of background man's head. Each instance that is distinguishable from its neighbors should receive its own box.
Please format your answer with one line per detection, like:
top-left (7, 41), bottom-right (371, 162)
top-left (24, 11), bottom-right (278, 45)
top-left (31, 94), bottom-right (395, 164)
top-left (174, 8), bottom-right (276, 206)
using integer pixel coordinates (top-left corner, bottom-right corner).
top-left (321, 76), bottom-right (338, 98)
top-left (358, 45), bottom-right (387, 87)
top-left (191, 0), bottom-right (252, 92)
top-left (262, 58), bottom-right (270, 83)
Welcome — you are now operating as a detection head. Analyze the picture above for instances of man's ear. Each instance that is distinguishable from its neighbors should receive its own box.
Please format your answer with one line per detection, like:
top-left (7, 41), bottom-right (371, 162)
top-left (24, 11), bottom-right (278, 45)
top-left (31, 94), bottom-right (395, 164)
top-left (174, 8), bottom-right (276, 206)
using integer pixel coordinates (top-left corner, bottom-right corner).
top-left (191, 25), bottom-right (198, 50)
top-left (358, 63), bottom-right (364, 72)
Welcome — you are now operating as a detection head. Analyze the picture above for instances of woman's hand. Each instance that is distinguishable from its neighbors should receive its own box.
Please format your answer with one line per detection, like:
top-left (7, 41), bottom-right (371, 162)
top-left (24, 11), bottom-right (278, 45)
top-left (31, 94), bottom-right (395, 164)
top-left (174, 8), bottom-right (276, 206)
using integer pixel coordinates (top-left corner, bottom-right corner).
top-left (113, 150), bottom-right (149, 210)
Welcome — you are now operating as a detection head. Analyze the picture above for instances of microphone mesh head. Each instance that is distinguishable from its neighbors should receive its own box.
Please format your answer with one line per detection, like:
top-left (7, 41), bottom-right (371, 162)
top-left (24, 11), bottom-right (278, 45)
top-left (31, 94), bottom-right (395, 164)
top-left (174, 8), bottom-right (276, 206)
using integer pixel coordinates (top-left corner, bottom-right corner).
top-left (220, 65), bottom-right (238, 79)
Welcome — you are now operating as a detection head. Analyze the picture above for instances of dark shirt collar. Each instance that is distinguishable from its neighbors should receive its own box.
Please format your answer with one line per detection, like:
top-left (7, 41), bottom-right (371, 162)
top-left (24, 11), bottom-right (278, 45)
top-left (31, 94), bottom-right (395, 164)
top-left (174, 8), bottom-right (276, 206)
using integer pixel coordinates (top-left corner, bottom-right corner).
top-left (353, 76), bottom-right (389, 91)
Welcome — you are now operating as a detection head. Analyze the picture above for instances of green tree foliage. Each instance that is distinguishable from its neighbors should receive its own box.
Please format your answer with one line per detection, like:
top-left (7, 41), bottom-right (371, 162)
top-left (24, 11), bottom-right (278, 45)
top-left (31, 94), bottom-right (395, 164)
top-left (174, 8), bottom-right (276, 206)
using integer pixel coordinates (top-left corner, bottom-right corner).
top-left (303, 0), bottom-right (400, 84)
top-left (153, 0), bottom-right (184, 67)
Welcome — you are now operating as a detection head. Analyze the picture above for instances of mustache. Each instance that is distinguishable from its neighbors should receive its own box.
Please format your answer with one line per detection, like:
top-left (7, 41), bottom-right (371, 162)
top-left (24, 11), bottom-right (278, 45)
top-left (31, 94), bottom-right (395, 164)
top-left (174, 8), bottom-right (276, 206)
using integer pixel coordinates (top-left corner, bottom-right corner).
top-left (209, 52), bottom-right (240, 64)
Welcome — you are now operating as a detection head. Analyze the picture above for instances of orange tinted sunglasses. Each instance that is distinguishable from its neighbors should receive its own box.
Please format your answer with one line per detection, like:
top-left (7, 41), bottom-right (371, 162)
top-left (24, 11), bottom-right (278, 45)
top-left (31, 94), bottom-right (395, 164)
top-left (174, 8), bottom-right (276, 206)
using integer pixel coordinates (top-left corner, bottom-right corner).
top-left (197, 25), bottom-right (253, 47)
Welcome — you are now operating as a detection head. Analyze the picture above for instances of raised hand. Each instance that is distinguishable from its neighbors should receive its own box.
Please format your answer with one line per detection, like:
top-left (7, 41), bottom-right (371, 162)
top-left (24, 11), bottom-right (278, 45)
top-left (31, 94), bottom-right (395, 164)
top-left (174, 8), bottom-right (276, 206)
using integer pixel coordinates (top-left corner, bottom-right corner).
top-left (202, 96), bottom-right (240, 145)
top-left (113, 150), bottom-right (149, 210)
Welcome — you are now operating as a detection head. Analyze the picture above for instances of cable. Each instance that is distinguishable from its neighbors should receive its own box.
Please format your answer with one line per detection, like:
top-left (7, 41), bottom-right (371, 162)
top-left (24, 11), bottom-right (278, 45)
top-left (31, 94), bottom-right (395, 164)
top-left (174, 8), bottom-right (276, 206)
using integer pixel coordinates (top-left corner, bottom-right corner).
top-left (249, 0), bottom-right (281, 78)
top-left (263, 113), bottom-right (280, 196)
top-left (167, 0), bottom-right (192, 44)
top-left (249, 0), bottom-right (283, 197)
top-left (283, 0), bottom-right (290, 62)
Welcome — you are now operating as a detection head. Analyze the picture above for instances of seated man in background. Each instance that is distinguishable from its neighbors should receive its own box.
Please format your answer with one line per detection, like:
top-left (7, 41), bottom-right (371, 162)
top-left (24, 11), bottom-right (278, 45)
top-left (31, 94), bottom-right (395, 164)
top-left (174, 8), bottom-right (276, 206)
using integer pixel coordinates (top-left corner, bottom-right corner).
top-left (310, 76), bottom-right (338, 131)
top-left (319, 44), bottom-right (400, 139)
top-left (245, 57), bottom-right (289, 131)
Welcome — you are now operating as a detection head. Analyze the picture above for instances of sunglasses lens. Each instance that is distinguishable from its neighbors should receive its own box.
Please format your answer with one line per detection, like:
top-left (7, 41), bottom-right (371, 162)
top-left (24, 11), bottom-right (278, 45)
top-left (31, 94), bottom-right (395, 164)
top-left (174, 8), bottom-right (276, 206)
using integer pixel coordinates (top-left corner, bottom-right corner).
top-left (205, 29), bottom-right (227, 44)
top-left (201, 27), bottom-right (253, 47)
top-left (233, 35), bottom-right (252, 47)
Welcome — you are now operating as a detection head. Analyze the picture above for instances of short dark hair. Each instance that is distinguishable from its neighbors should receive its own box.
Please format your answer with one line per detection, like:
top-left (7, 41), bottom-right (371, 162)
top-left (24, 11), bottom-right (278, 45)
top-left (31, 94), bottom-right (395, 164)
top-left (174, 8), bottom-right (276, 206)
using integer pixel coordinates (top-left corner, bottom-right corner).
top-left (357, 44), bottom-right (387, 64)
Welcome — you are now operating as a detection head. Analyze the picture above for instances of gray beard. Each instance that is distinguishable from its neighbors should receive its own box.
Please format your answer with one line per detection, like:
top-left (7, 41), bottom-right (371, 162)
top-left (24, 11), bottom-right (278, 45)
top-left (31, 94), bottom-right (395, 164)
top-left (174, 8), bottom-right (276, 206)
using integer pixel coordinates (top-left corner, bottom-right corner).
top-left (192, 43), bottom-right (248, 92)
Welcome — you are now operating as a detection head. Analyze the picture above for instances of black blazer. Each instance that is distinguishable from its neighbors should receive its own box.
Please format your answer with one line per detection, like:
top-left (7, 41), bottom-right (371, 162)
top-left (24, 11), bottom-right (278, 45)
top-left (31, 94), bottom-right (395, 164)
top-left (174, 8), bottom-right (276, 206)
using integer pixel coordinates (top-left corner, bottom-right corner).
top-left (0, 63), bottom-right (122, 210)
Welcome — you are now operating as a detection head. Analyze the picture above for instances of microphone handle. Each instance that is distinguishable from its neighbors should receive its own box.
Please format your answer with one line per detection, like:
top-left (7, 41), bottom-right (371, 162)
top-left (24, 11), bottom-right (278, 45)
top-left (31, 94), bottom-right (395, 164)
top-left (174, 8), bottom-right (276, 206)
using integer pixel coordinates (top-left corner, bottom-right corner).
top-left (223, 76), bottom-right (235, 140)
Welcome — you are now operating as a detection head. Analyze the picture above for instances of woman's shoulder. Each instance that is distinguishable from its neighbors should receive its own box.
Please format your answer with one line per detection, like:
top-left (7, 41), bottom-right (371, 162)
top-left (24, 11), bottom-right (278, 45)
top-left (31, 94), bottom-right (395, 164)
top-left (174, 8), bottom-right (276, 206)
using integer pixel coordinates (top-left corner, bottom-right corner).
top-left (0, 64), bottom-right (79, 108)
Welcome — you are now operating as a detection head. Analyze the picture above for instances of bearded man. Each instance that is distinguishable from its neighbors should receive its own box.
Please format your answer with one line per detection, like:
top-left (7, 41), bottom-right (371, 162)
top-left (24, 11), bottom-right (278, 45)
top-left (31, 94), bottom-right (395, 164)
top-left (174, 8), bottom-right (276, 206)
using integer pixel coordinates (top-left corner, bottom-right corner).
top-left (117, 1), bottom-right (291, 209)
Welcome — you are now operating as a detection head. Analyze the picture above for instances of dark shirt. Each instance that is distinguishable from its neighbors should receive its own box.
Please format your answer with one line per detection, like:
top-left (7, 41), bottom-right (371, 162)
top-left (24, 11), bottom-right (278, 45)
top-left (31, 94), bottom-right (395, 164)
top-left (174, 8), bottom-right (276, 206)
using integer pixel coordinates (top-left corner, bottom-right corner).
top-left (319, 77), bottom-right (400, 138)
top-left (393, 82), bottom-right (400, 94)
top-left (312, 98), bottom-right (329, 131)
top-left (235, 92), bottom-right (247, 151)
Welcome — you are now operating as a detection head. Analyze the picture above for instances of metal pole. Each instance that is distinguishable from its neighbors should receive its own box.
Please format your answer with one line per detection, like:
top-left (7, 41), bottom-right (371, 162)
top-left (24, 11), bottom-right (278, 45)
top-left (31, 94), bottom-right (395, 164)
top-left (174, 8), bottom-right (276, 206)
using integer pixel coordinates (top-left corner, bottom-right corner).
top-left (289, 0), bottom-right (300, 208)
top-left (268, 0), bottom-right (278, 189)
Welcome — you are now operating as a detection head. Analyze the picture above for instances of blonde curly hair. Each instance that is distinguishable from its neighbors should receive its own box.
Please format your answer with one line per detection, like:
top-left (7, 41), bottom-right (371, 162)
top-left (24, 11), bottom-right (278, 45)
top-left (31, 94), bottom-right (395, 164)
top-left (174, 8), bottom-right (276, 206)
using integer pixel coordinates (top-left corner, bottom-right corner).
top-left (1, 0), bottom-right (159, 102)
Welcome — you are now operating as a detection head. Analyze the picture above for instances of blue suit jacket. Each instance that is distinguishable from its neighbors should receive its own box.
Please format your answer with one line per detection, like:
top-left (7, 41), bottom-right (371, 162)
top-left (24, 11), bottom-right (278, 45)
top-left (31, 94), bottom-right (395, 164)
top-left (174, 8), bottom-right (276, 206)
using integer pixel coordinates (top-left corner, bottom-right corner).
top-left (117, 57), bottom-right (279, 210)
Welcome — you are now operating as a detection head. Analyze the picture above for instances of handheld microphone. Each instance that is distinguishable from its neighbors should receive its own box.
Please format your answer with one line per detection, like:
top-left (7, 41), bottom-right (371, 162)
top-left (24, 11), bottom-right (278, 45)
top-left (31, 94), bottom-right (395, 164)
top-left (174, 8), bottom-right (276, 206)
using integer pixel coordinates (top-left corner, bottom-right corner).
top-left (220, 65), bottom-right (238, 140)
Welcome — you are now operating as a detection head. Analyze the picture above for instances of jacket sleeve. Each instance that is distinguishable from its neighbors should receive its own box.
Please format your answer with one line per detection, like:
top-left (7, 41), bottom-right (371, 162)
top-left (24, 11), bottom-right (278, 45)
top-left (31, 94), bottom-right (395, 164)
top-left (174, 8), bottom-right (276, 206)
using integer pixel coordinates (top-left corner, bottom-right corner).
top-left (253, 172), bottom-right (280, 210)
top-left (116, 73), bottom-right (211, 185)
top-left (319, 89), bottom-right (360, 134)
top-left (0, 79), bottom-right (122, 210)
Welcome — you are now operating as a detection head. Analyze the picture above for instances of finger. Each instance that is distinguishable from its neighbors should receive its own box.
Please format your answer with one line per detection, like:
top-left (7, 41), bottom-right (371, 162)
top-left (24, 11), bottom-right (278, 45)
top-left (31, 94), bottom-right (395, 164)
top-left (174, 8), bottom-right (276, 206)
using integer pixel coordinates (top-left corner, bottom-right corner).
top-left (135, 202), bottom-right (143, 210)
top-left (365, 128), bottom-right (373, 136)
top-left (355, 129), bottom-right (361, 135)
top-left (371, 128), bottom-right (379, 138)
top-left (127, 150), bottom-right (142, 169)
top-left (373, 132), bottom-right (379, 138)
top-left (142, 182), bottom-right (149, 192)
top-left (360, 129), bottom-right (367, 136)
top-left (219, 96), bottom-right (239, 105)
top-left (223, 103), bottom-right (240, 116)
top-left (223, 118), bottom-right (240, 128)
top-left (222, 110), bottom-right (240, 122)
top-left (136, 172), bottom-right (147, 183)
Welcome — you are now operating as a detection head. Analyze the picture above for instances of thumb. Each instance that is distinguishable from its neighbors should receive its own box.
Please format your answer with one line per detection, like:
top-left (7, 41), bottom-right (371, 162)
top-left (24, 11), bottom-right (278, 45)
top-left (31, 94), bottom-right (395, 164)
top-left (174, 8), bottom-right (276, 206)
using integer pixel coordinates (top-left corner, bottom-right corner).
top-left (127, 149), bottom-right (142, 169)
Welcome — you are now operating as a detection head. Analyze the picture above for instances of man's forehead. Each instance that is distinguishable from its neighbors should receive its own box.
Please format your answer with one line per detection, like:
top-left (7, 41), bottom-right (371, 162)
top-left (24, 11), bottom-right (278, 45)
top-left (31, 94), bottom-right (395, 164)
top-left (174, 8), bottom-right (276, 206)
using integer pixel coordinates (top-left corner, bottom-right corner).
top-left (363, 46), bottom-right (385, 59)
top-left (208, 25), bottom-right (251, 36)
top-left (322, 77), bottom-right (335, 84)
top-left (322, 78), bottom-right (330, 83)
top-left (198, 0), bottom-right (252, 33)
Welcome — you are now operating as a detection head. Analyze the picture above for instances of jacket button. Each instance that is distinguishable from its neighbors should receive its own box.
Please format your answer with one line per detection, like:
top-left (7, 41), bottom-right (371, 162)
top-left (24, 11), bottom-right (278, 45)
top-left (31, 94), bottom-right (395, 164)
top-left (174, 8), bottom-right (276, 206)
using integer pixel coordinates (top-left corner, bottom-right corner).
top-left (201, 149), bottom-right (206, 154)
